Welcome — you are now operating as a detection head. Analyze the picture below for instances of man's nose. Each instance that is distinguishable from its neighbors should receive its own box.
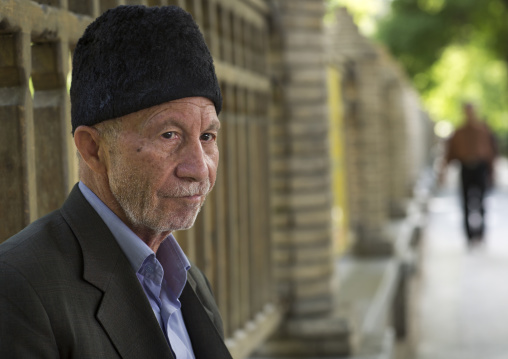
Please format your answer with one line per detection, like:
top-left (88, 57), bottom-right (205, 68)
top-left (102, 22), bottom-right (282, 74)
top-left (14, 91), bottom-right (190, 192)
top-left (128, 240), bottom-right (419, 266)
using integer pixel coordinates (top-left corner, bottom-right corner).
top-left (175, 140), bottom-right (208, 182)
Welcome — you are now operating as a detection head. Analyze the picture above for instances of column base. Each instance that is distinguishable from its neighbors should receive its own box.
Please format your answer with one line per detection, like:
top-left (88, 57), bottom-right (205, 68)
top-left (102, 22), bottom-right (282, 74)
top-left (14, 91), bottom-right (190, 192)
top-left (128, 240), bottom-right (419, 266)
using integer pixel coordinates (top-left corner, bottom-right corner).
top-left (252, 315), bottom-right (351, 357)
top-left (353, 239), bottom-right (394, 257)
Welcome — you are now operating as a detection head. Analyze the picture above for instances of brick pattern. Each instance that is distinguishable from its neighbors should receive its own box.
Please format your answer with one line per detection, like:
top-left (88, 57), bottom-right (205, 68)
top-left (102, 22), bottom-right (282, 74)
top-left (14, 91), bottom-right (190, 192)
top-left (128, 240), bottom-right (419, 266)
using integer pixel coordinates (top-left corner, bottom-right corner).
top-left (269, 0), bottom-right (335, 318)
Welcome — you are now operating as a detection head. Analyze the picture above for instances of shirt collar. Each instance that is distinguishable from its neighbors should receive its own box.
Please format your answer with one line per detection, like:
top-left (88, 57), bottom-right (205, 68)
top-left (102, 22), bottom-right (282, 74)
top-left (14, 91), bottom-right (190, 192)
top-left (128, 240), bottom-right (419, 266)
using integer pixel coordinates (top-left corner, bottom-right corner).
top-left (78, 181), bottom-right (191, 287)
top-left (157, 235), bottom-right (191, 299)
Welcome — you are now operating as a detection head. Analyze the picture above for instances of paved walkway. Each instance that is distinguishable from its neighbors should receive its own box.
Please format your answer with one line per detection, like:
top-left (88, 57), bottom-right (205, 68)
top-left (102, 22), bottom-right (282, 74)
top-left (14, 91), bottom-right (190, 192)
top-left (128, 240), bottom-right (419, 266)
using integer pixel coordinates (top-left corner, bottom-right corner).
top-left (401, 159), bottom-right (508, 359)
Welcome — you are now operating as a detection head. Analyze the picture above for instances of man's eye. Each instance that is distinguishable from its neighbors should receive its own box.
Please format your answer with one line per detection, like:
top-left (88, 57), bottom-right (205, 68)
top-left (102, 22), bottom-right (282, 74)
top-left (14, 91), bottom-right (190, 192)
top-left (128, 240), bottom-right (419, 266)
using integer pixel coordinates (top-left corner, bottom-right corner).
top-left (161, 132), bottom-right (176, 139)
top-left (201, 133), bottom-right (216, 142)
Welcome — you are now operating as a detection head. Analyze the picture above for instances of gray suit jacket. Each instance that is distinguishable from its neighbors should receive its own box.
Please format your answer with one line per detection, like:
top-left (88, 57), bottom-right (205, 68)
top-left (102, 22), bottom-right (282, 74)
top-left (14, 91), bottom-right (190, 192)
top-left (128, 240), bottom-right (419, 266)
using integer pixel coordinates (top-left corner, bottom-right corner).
top-left (0, 185), bottom-right (232, 359)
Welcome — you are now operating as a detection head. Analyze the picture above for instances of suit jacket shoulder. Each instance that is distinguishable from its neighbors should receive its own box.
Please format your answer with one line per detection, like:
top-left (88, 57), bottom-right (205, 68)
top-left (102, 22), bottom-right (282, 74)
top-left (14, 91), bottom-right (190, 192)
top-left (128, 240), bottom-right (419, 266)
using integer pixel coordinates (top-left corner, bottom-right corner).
top-left (0, 184), bottom-right (231, 359)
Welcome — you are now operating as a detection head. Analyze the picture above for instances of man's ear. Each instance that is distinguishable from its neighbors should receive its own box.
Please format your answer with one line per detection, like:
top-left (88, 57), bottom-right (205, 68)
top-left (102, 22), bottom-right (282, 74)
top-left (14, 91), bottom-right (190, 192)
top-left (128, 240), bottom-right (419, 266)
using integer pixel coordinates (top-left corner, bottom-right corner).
top-left (74, 125), bottom-right (108, 174)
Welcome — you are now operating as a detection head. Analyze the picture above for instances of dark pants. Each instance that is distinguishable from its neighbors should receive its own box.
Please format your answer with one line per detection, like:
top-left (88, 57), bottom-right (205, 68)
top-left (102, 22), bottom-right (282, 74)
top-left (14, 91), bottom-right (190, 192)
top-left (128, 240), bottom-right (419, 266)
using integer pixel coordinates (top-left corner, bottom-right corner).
top-left (460, 161), bottom-right (489, 240)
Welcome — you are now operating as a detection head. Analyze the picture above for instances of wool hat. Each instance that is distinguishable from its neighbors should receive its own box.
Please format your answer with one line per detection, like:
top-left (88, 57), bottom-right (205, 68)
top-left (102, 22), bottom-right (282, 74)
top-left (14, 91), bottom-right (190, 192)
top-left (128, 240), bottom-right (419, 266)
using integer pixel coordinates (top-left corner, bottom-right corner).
top-left (70, 5), bottom-right (222, 134)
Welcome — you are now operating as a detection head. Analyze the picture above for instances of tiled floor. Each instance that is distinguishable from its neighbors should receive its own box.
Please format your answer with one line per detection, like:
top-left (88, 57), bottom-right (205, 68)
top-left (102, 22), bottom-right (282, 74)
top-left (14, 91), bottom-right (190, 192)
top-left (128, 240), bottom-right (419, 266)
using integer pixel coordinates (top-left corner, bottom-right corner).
top-left (399, 159), bottom-right (508, 359)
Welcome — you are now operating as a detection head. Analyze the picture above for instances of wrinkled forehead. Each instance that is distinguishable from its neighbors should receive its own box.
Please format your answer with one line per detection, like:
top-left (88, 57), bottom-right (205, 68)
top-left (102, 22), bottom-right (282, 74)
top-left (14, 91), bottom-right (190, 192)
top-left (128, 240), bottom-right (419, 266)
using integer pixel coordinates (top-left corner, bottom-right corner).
top-left (119, 97), bottom-right (220, 131)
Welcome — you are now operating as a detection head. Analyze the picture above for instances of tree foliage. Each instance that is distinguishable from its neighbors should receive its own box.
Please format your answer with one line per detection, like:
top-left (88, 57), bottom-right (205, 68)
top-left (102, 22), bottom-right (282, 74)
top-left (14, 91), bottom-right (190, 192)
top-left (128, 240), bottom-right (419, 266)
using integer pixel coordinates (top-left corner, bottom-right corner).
top-left (422, 44), bottom-right (508, 131)
top-left (375, 0), bottom-right (508, 138)
top-left (376, 0), bottom-right (508, 88)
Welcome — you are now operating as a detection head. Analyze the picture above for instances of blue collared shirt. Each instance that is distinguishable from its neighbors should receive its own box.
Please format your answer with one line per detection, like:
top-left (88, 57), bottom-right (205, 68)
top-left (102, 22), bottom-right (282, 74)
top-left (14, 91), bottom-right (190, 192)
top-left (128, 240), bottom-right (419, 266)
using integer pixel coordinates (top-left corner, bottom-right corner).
top-left (79, 182), bottom-right (195, 358)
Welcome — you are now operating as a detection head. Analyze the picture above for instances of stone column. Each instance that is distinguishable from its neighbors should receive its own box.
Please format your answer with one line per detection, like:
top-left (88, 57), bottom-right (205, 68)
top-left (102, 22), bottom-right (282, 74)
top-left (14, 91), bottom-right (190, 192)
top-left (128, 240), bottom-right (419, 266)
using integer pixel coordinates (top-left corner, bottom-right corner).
top-left (326, 8), bottom-right (393, 257)
top-left (259, 0), bottom-right (350, 356)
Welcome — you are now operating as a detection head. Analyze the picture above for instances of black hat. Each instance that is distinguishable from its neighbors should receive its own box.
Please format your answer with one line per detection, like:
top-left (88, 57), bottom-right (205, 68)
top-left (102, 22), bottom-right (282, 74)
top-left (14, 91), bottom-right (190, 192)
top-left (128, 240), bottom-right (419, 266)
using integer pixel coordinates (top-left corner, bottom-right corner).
top-left (70, 5), bottom-right (222, 134)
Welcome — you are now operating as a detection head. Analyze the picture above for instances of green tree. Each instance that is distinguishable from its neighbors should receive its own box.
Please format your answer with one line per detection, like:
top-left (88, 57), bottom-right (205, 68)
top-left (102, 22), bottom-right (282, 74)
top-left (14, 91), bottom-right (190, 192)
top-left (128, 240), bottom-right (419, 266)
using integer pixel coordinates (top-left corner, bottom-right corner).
top-left (374, 0), bottom-right (508, 143)
top-left (422, 44), bottom-right (508, 131)
top-left (377, 0), bottom-right (508, 84)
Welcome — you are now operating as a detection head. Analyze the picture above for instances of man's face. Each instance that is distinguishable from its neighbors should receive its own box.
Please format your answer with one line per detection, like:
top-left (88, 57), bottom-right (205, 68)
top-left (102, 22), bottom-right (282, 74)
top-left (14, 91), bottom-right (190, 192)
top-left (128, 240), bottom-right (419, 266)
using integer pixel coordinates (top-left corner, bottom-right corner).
top-left (104, 97), bottom-right (220, 235)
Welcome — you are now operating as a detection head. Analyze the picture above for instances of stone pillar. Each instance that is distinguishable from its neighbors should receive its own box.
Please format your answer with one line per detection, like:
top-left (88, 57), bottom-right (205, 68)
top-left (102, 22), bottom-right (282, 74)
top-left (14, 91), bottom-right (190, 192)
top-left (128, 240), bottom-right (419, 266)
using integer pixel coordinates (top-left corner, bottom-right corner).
top-left (383, 73), bottom-right (410, 218)
top-left (385, 80), bottom-right (408, 218)
top-left (351, 57), bottom-right (392, 256)
top-left (259, 0), bottom-right (350, 356)
top-left (326, 8), bottom-right (393, 257)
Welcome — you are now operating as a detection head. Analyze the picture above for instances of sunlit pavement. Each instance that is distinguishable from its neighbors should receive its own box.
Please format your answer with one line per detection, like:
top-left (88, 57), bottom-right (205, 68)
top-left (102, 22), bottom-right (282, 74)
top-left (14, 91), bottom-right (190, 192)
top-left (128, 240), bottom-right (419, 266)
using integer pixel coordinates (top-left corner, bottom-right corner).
top-left (402, 158), bottom-right (508, 359)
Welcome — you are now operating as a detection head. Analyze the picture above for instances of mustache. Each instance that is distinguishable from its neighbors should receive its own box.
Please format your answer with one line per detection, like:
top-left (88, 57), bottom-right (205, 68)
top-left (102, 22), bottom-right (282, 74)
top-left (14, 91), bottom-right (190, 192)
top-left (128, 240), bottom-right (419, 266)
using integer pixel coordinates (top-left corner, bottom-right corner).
top-left (158, 179), bottom-right (212, 198)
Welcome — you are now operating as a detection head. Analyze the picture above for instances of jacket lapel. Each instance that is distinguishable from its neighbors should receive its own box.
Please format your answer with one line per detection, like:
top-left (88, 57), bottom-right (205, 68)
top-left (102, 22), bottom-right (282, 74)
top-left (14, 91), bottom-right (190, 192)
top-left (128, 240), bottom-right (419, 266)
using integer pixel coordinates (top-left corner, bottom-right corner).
top-left (95, 265), bottom-right (174, 359)
top-left (60, 185), bottom-right (173, 359)
top-left (180, 275), bottom-right (232, 359)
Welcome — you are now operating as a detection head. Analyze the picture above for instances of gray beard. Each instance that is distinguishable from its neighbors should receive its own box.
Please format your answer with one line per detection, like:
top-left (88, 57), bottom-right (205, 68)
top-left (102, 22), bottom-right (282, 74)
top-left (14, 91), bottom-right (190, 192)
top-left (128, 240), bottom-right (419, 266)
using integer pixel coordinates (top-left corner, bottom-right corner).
top-left (109, 167), bottom-right (211, 233)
